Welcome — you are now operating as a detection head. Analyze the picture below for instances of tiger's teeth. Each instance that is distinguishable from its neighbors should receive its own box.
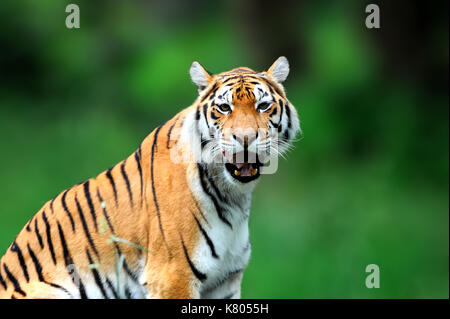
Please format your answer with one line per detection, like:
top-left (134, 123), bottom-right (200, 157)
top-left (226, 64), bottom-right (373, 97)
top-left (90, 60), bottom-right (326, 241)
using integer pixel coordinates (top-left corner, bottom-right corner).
top-left (234, 170), bottom-right (241, 176)
top-left (251, 168), bottom-right (258, 176)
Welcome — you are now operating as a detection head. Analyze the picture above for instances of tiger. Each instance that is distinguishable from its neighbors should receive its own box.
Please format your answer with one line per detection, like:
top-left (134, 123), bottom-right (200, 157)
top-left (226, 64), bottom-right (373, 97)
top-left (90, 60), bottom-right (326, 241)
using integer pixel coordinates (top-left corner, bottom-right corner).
top-left (0, 56), bottom-right (300, 299)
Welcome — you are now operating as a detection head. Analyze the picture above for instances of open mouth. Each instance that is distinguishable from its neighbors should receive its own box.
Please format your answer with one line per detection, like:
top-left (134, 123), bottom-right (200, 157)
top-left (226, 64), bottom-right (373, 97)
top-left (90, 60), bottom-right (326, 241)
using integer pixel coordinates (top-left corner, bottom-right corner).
top-left (224, 152), bottom-right (262, 183)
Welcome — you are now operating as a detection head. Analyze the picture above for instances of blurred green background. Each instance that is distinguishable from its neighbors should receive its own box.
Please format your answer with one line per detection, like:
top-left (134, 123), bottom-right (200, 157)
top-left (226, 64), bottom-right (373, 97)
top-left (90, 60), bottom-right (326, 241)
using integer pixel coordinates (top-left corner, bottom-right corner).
top-left (0, 0), bottom-right (448, 298)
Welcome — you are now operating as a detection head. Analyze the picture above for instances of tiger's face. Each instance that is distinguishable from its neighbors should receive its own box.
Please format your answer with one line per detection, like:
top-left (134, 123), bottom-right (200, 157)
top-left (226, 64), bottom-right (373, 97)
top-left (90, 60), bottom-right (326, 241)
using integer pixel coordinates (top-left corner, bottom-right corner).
top-left (190, 57), bottom-right (300, 184)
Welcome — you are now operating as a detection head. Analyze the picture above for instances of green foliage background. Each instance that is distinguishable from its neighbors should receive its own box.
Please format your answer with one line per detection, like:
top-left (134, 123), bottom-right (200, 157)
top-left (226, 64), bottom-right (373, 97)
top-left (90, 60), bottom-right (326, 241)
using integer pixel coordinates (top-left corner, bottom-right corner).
top-left (0, 0), bottom-right (448, 298)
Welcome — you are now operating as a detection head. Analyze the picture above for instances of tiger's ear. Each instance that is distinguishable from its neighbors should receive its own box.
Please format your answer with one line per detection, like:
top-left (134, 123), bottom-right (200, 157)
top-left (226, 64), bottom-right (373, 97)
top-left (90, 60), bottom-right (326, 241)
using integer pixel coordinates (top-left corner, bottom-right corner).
top-left (266, 56), bottom-right (289, 83)
top-left (190, 61), bottom-right (212, 92)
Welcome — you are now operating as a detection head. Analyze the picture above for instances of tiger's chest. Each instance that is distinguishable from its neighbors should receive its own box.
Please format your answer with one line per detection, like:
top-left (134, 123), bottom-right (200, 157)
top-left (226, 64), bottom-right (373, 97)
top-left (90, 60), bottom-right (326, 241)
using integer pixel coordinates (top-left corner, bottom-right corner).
top-left (193, 206), bottom-right (252, 298)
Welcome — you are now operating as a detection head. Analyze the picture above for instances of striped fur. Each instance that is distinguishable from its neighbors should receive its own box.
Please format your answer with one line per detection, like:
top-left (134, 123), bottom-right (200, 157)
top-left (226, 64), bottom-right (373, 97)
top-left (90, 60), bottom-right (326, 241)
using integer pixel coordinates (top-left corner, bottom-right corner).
top-left (0, 57), bottom-right (300, 299)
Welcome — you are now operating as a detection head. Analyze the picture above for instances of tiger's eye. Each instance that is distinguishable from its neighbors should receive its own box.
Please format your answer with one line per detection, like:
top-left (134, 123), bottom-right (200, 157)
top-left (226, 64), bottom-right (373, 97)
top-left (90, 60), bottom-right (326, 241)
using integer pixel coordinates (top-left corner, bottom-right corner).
top-left (257, 102), bottom-right (272, 112)
top-left (217, 103), bottom-right (231, 113)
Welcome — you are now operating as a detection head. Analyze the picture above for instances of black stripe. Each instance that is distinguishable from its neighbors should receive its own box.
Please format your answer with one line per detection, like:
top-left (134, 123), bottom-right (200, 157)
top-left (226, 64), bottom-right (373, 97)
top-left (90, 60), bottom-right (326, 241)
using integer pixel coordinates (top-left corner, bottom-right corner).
top-left (278, 99), bottom-right (284, 108)
top-left (195, 105), bottom-right (201, 120)
top-left (200, 133), bottom-right (208, 151)
top-left (150, 125), bottom-right (171, 254)
top-left (61, 189), bottom-right (76, 232)
top-left (190, 190), bottom-right (209, 225)
top-left (284, 102), bottom-right (292, 129)
top-left (202, 104), bottom-right (210, 129)
top-left (96, 189), bottom-right (115, 233)
top-left (269, 119), bottom-right (279, 129)
top-left (42, 211), bottom-right (57, 265)
top-left (111, 242), bottom-right (140, 284)
top-left (204, 167), bottom-right (227, 204)
top-left (276, 99), bottom-right (284, 129)
top-left (50, 198), bottom-right (55, 214)
top-left (83, 180), bottom-right (98, 231)
top-left (262, 78), bottom-right (284, 97)
top-left (109, 244), bottom-right (139, 285)
top-left (123, 258), bottom-right (139, 284)
top-left (210, 110), bottom-right (219, 120)
top-left (105, 277), bottom-right (119, 299)
top-left (56, 221), bottom-right (88, 299)
top-left (191, 212), bottom-right (218, 259)
top-left (121, 160), bottom-right (134, 207)
top-left (223, 75), bottom-right (241, 82)
top-left (197, 164), bottom-right (232, 228)
top-left (269, 105), bottom-right (278, 117)
top-left (27, 244), bottom-right (44, 282)
top-left (106, 167), bottom-right (118, 205)
top-left (0, 266), bottom-right (7, 290)
top-left (125, 285), bottom-right (132, 299)
top-left (56, 221), bottom-right (72, 267)
top-left (200, 82), bottom-right (218, 103)
top-left (25, 218), bottom-right (32, 232)
top-left (166, 115), bottom-right (180, 149)
top-left (180, 234), bottom-right (207, 282)
top-left (34, 218), bottom-right (44, 249)
top-left (195, 107), bottom-right (209, 151)
top-left (75, 196), bottom-right (99, 257)
top-left (134, 148), bottom-right (143, 203)
top-left (44, 281), bottom-right (73, 298)
top-left (86, 249), bottom-right (109, 299)
top-left (244, 86), bottom-right (253, 98)
top-left (280, 99), bottom-right (284, 123)
top-left (199, 129), bottom-right (209, 150)
top-left (10, 241), bottom-right (29, 282)
top-left (203, 269), bottom-right (243, 294)
top-left (3, 264), bottom-right (26, 297)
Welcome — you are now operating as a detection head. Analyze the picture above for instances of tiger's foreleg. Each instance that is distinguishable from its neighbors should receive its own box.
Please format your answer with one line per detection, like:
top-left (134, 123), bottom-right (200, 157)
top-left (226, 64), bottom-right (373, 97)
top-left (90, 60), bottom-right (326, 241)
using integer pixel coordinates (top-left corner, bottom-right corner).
top-left (3, 281), bottom-right (74, 299)
top-left (144, 263), bottom-right (200, 299)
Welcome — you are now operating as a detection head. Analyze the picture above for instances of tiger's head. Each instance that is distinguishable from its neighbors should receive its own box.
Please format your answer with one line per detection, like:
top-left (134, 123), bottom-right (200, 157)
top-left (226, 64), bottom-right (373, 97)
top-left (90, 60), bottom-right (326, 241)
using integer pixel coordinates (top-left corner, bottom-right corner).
top-left (189, 57), bottom-right (301, 185)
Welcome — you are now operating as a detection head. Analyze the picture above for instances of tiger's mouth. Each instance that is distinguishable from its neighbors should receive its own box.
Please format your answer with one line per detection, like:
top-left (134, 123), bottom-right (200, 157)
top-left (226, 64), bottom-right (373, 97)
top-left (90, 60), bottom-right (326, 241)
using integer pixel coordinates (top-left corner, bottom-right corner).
top-left (224, 152), bottom-right (262, 183)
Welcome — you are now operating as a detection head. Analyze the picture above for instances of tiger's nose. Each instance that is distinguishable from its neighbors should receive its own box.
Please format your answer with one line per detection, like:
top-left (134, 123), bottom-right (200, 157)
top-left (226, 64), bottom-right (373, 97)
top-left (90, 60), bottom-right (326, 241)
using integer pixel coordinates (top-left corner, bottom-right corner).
top-left (232, 131), bottom-right (258, 149)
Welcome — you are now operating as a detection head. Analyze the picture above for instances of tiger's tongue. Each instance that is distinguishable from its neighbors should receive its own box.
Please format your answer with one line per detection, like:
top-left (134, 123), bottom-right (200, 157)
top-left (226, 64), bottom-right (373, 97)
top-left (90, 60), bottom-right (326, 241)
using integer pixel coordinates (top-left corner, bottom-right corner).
top-left (236, 163), bottom-right (252, 176)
